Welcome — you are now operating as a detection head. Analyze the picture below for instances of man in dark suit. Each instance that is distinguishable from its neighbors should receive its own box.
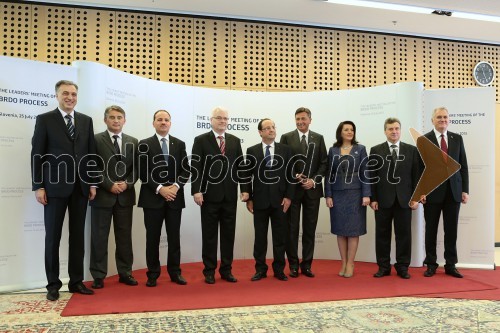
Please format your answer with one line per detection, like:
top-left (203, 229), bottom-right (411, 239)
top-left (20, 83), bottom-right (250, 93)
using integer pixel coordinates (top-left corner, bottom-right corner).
top-left (419, 107), bottom-right (469, 278)
top-left (243, 118), bottom-right (295, 282)
top-left (280, 107), bottom-right (327, 278)
top-left (31, 80), bottom-right (97, 301)
top-left (369, 118), bottom-right (420, 279)
top-left (191, 107), bottom-right (249, 284)
top-left (89, 105), bottom-right (138, 289)
top-left (137, 110), bottom-right (190, 287)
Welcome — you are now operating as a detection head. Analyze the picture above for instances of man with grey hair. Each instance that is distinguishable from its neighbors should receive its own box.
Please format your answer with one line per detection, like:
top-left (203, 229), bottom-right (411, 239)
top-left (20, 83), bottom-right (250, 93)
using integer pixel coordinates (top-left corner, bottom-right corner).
top-left (31, 80), bottom-right (97, 301)
top-left (89, 105), bottom-right (139, 289)
top-left (419, 107), bottom-right (469, 278)
top-left (191, 107), bottom-right (249, 284)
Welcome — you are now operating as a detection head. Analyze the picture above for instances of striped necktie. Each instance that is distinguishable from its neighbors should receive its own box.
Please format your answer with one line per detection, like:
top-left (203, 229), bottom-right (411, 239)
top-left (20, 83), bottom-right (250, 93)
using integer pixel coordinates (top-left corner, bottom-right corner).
top-left (218, 135), bottom-right (225, 155)
top-left (65, 114), bottom-right (75, 138)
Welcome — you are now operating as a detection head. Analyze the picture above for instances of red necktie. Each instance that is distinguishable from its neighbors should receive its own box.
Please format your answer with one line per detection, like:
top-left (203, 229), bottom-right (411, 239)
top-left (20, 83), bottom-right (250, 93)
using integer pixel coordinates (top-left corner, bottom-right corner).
top-left (218, 136), bottom-right (225, 155)
top-left (440, 134), bottom-right (448, 161)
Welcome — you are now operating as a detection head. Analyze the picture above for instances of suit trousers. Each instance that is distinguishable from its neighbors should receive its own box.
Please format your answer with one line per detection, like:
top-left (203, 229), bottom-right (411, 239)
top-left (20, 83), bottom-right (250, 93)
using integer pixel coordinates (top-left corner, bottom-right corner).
top-left (374, 200), bottom-right (412, 272)
top-left (253, 206), bottom-right (287, 274)
top-left (143, 206), bottom-right (182, 279)
top-left (286, 192), bottom-right (320, 270)
top-left (200, 201), bottom-right (237, 276)
top-left (423, 184), bottom-right (461, 269)
top-left (90, 204), bottom-right (134, 279)
top-left (44, 185), bottom-right (88, 291)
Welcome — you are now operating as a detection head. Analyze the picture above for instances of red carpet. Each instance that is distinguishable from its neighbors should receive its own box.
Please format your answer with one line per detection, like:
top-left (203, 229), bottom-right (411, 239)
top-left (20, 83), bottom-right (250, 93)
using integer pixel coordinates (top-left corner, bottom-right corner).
top-left (62, 259), bottom-right (498, 316)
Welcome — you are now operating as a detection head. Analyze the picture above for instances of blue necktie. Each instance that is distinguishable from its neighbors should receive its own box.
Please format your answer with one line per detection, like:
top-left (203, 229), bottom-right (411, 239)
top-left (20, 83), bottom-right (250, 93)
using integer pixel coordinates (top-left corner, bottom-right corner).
top-left (265, 145), bottom-right (271, 167)
top-left (161, 138), bottom-right (169, 164)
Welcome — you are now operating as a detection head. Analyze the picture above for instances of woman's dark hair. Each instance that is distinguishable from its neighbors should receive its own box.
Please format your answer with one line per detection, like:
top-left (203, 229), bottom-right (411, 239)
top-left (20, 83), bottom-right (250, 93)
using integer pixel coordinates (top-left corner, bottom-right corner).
top-left (333, 120), bottom-right (358, 147)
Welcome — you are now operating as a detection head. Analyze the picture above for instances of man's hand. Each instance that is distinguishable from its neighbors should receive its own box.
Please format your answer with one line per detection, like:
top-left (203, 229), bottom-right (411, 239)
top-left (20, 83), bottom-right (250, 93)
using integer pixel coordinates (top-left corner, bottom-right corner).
top-left (35, 189), bottom-right (47, 205)
top-left (89, 187), bottom-right (96, 201)
top-left (370, 201), bottom-right (378, 211)
top-left (462, 192), bottom-right (469, 204)
top-left (325, 197), bottom-right (333, 208)
top-left (282, 197), bottom-right (291, 213)
top-left (240, 192), bottom-right (249, 202)
top-left (246, 200), bottom-right (254, 214)
top-left (362, 196), bottom-right (370, 207)
top-left (409, 201), bottom-right (419, 210)
top-left (419, 194), bottom-right (427, 204)
top-left (110, 183), bottom-right (124, 194)
top-left (117, 182), bottom-right (128, 192)
top-left (159, 185), bottom-right (177, 201)
top-left (193, 192), bottom-right (204, 206)
top-left (301, 178), bottom-right (315, 190)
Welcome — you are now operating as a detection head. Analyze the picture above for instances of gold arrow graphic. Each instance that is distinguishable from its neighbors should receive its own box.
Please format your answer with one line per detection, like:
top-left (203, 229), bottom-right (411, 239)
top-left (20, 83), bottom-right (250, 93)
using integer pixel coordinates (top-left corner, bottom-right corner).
top-left (409, 128), bottom-right (461, 203)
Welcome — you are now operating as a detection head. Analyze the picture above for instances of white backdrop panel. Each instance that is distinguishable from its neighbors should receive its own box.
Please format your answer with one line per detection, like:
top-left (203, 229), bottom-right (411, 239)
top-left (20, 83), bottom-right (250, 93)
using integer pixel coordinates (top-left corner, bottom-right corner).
top-left (423, 88), bottom-right (495, 269)
top-left (0, 57), bottom-right (495, 291)
top-left (0, 56), bottom-right (77, 291)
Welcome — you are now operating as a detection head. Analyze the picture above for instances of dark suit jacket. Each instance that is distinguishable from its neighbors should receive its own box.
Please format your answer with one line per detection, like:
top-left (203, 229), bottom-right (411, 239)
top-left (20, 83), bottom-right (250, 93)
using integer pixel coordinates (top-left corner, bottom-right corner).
top-left (280, 130), bottom-right (328, 200)
top-left (242, 142), bottom-right (295, 210)
top-left (31, 108), bottom-right (96, 197)
top-left (369, 142), bottom-right (420, 209)
top-left (419, 130), bottom-right (469, 203)
top-left (137, 134), bottom-right (190, 210)
top-left (324, 144), bottom-right (371, 198)
top-left (90, 131), bottom-right (138, 208)
top-left (191, 131), bottom-right (244, 202)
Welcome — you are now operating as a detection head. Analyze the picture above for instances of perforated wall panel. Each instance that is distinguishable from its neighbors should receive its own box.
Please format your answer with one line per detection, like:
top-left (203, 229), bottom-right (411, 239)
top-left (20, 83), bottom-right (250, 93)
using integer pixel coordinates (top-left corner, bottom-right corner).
top-left (1, 1), bottom-right (498, 101)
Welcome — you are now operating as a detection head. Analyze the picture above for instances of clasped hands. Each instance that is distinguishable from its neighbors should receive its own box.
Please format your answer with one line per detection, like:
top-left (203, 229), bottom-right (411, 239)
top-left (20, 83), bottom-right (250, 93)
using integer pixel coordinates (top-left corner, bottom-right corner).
top-left (159, 185), bottom-right (178, 201)
top-left (110, 182), bottom-right (127, 194)
top-left (296, 173), bottom-right (314, 190)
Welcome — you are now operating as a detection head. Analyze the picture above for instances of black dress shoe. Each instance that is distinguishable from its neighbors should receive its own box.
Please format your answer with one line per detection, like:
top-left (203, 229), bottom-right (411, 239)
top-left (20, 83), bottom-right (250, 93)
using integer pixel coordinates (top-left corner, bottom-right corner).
top-left (221, 273), bottom-right (237, 283)
top-left (289, 268), bottom-right (299, 278)
top-left (373, 269), bottom-right (391, 278)
top-left (397, 271), bottom-right (411, 279)
top-left (445, 268), bottom-right (464, 278)
top-left (302, 269), bottom-right (315, 278)
top-left (251, 271), bottom-right (267, 281)
top-left (68, 283), bottom-right (94, 295)
top-left (171, 274), bottom-right (187, 285)
top-left (274, 272), bottom-right (288, 281)
top-left (119, 275), bottom-right (138, 286)
top-left (205, 274), bottom-right (216, 284)
top-left (146, 277), bottom-right (157, 287)
top-left (92, 278), bottom-right (104, 289)
top-left (46, 290), bottom-right (59, 301)
top-left (424, 267), bottom-right (436, 277)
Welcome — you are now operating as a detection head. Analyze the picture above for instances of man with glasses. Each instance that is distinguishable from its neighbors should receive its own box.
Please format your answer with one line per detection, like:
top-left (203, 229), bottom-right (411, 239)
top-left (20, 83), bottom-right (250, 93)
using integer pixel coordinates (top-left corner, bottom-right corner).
top-left (191, 107), bottom-right (248, 284)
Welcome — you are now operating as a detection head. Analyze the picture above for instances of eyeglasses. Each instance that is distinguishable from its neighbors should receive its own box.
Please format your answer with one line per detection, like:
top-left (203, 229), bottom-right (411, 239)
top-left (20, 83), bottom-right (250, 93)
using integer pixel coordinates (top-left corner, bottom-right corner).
top-left (261, 126), bottom-right (276, 131)
top-left (212, 116), bottom-right (229, 121)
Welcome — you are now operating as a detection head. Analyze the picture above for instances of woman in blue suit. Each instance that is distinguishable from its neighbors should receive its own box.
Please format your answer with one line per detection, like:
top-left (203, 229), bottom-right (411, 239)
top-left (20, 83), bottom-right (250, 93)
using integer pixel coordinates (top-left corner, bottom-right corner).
top-left (325, 121), bottom-right (371, 278)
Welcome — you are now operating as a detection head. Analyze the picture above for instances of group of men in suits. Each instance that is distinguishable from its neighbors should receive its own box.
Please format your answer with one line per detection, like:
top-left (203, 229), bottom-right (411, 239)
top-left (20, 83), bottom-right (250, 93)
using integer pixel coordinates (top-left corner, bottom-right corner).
top-left (31, 81), bottom-right (468, 301)
top-left (369, 111), bottom-right (469, 280)
top-left (31, 81), bottom-right (191, 301)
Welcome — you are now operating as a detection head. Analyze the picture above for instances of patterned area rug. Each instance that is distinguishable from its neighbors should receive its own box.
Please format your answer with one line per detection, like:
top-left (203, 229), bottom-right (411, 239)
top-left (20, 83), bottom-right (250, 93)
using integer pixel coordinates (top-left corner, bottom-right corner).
top-left (1, 292), bottom-right (499, 332)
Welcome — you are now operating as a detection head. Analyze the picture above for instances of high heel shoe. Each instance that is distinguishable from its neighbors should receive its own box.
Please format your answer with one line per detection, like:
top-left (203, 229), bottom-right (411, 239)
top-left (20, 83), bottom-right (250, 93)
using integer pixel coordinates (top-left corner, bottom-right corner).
top-left (343, 264), bottom-right (354, 278)
top-left (338, 263), bottom-right (347, 277)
